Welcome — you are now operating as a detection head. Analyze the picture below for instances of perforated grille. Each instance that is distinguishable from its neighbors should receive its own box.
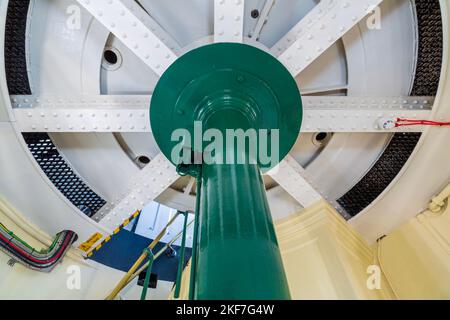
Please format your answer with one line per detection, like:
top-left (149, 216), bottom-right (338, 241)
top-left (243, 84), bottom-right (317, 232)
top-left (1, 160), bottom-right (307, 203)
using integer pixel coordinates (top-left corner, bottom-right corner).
top-left (411, 0), bottom-right (443, 96)
top-left (337, 133), bottom-right (422, 217)
top-left (337, 0), bottom-right (442, 218)
top-left (4, 0), bottom-right (31, 95)
top-left (6, 1), bottom-right (108, 218)
top-left (22, 133), bottom-right (106, 217)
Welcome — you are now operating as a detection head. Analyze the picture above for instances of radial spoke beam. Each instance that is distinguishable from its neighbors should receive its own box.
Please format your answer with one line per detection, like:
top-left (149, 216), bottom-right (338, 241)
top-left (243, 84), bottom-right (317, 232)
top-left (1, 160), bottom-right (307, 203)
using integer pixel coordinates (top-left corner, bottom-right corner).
top-left (272, 0), bottom-right (343, 56)
top-left (267, 155), bottom-right (322, 208)
top-left (11, 95), bottom-right (433, 133)
top-left (277, 0), bottom-right (384, 77)
top-left (121, 0), bottom-right (182, 55)
top-left (76, 0), bottom-right (177, 76)
top-left (11, 95), bottom-right (152, 133)
top-left (214, 0), bottom-right (245, 43)
top-left (92, 153), bottom-right (179, 231)
top-left (302, 96), bottom-right (433, 133)
top-left (249, 0), bottom-right (276, 40)
top-left (301, 84), bottom-right (348, 95)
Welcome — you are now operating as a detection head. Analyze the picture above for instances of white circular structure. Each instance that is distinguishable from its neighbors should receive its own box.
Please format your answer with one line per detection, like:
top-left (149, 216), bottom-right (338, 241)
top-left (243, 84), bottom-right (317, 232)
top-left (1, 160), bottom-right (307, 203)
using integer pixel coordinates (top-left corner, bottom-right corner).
top-left (0, 0), bottom-right (448, 260)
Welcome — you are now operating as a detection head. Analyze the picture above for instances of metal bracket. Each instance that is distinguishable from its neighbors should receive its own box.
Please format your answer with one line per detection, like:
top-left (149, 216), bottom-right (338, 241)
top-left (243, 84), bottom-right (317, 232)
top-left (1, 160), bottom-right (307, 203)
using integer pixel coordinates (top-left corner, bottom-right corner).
top-left (177, 164), bottom-right (202, 180)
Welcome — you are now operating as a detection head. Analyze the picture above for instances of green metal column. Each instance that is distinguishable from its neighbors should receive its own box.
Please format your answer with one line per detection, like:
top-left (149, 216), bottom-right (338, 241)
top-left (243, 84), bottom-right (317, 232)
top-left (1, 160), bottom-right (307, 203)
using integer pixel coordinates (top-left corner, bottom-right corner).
top-left (150, 43), bottom-right (303, 300)
top-left (190, 98), bottom-right (291, 299)
top-left (195, 161), bottom-right (291, 299)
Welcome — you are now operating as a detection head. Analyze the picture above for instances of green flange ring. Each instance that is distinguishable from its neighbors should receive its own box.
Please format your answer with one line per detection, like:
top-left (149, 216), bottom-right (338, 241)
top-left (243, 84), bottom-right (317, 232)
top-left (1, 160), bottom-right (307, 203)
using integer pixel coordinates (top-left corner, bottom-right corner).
top-left (150, 43), bottom-right (302, 171)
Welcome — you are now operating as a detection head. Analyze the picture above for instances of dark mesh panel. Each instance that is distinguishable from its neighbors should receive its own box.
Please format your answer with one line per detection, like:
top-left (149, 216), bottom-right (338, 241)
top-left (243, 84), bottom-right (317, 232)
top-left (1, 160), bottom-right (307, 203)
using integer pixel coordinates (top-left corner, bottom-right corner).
top-left (5, 0), bottom-right (32, 95)
top-left (337, 133), bottom-right (421, 217)
top-left (5, 2), bottom-right (107, 217)
top-left (22, 133), bottom-right (106, 217)
top-left (411, 0), bottom-right (443, 96)
top-left (337, 0), bottom-right (442, 217)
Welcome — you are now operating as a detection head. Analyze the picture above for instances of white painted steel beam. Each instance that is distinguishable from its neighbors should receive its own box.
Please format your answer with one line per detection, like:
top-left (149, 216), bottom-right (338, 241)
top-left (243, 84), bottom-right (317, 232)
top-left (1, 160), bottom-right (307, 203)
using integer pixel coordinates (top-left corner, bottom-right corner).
top-left (249, 0), bottom-right (276, 40)
top-left (121, 0), bottom-right (182, 55)
top-left (277, 0), bottom-right (384, 77)
top-left (302, 96), bottom-right (433, 133)
top-left (214, 0), bottom-right (245, 43)
top-left (11, 95), bottom-right (152, 133)
top-left (301, 84), bottom-right (348, 95)
top-left (76, 0), bottom-right (177, 76)
top-left (267, 155), bottom-right (322, 208)
top-left (272, 0), bottom-right (344, 56)
top-left (92, 153), bottom-right (180, 231)
top-left (11, 95), bottom-right (433, 133)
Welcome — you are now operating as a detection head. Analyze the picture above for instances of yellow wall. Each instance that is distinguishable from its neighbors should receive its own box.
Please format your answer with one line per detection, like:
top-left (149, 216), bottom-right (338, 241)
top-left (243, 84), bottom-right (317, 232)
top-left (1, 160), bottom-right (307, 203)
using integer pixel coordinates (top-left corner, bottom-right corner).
top-left (277, 193), bottom-right (450, 300)
top-left (172, 201), bottom-right (396, 300)
top-left (276, 201), bottom-right (394, 300)
top-left (2, 184), bottom-right (449, 300)
top-left (173, 189), bottom-right (450, 300)
top-left (377, 196), bottom-right (450, 299)
top-left (0, 198), bottom-right (124, 300)
top-left (276, 183), bottom-right (450, 300)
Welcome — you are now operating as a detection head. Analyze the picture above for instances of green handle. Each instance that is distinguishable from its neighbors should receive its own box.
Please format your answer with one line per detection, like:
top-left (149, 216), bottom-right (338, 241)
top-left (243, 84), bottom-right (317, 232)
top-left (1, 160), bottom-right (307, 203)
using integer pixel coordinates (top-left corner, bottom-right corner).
top-left (140, 249), bottom-right (154, 301)
top-left (189, 174), bottom-right (202, 300)
top-left (174, 211), bottom-right (189, 299)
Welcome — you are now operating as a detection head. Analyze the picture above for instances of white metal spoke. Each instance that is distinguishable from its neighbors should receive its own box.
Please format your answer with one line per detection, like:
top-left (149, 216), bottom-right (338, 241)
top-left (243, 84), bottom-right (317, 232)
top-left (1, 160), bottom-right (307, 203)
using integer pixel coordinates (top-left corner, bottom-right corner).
top-left (268, 155), bottom-right (322, 208)
top-left (302, 96), bottom-right (433, 133)
top-left (11, 95), bottom-right (151, 133)
top-left (184, 177), bottom-right (196, 196)
top-left (277, 0), bottom-right (384, 77)
top-left (76, 0), bottom-right (177, 76)
top-left (214, 0), bottom-right (245, 43)
top-left (301, 84), bottom-right (348, 95)
top-left (121, 0), bottom-right (181, 55)
top-left (249, 0), bottom-right (276, 40)
top-left (272, 0), bottom-right (341, 56)
top-left (11, 95), bottom-right (433, 133)
top-left (92, 153), bottom-right (179, 231)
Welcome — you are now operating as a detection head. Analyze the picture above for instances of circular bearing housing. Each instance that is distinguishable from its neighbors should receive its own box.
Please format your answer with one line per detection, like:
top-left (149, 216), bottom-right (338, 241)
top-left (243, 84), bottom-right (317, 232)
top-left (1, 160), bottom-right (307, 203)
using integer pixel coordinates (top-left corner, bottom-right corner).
top-left (151, 43), bottom-right (303, 170)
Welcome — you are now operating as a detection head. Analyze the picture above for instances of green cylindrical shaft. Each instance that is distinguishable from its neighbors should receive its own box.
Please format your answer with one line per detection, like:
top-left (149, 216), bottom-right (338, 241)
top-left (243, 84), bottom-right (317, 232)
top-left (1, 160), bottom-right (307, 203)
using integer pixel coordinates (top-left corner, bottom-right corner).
top-left (189, 103), bottom-right (291, 300)
top-left (194, 162), bottom-right (291, 300)
top-left (150, 43), bottom-right (302, 300)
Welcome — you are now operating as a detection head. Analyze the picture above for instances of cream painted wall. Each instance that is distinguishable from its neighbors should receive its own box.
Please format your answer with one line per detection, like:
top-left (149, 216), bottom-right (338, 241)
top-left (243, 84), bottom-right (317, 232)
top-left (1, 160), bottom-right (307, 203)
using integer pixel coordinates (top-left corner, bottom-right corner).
top-left (174, 192), bottom-right (450, 300)
top-left (276, 184), bottom-right (450, 300)
top-left (1, 183), bottom-right (449, 300)
top-left (0, 198), bottom-right (124, 300)
top-left (172, 201), bottom-right (396, 300)
top-left (276, 193), bottom-right (450, 300)
top-left (0, 253), bottom-right (123, 300)
top-left (275, 201), bottom-right (395, 300)
top-left (377, 191), bottom-right (450, 299)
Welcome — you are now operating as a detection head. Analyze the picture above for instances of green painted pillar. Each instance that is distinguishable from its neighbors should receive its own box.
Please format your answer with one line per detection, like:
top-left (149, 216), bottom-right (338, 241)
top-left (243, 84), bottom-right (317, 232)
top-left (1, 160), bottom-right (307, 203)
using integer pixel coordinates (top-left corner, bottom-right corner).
top-left (150, 43), bottom-right (303, 300)
top-left (196, 161), bottom-right (291, 299)
top-left (192, 100), bottom-right (291, 299)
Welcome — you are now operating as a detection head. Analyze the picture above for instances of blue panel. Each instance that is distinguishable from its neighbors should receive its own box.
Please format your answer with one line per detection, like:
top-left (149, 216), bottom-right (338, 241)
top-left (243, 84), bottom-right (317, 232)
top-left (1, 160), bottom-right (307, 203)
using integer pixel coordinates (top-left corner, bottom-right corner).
top-left (90, 230), bottom-right (191, 282)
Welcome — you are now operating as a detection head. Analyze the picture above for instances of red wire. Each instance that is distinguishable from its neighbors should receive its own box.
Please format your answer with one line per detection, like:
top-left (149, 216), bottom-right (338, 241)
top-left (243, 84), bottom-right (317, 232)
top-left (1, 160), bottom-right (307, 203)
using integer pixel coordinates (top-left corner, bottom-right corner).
top-left (395, 118), bottom-right (450, 127)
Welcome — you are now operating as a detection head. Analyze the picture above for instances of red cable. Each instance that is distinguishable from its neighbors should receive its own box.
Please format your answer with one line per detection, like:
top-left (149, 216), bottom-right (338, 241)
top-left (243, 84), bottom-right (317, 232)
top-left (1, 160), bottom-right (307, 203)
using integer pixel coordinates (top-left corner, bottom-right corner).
top-left (395, 118), bottom-right (450, 127)
top-left (0, 231), bottom-right (73, 265)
